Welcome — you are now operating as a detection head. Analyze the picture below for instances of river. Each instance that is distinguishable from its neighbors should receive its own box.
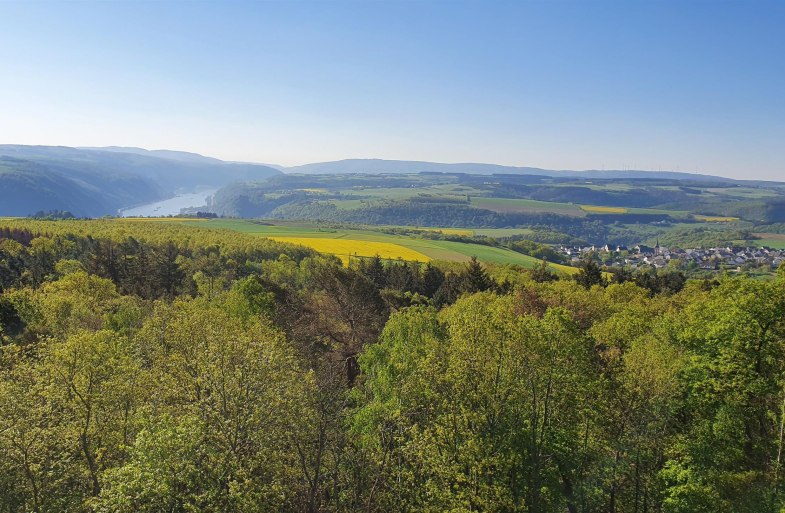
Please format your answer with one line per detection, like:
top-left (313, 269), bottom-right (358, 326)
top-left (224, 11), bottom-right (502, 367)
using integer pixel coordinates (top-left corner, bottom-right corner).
top-left (119, 189), bottom-right (218, 217)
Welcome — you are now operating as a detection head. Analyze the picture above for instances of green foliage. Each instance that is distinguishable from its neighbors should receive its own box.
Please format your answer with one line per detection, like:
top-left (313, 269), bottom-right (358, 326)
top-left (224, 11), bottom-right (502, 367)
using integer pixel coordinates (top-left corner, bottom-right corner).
top-left (355, 294), bottom-right (597, 512)
top-left (32, 210), bottom-right (77, 220)
top-left (2, 219), bottom-right (785, 512)
top-left (574, 254), bottom-right (607, 289)
top-left (659, 278), bottom-right (785, 512)
top-left (508, 239), bottom-right (568, 263)
top-left (95, 413), bottom-right (205, 512)
top-left (231, 275), bottom-right (277, 318)
top-left (98, 297), bottom-right (316, 511)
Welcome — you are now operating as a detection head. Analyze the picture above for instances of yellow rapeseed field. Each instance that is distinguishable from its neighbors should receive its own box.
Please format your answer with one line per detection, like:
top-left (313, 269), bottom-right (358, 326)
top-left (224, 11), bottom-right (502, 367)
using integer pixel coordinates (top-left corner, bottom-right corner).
top-left (693, 215), bottom-right (739, 222)
top-left (267, 237), bottom-right (431, 264)
top-left (580, 205), bottom-right (628, 214)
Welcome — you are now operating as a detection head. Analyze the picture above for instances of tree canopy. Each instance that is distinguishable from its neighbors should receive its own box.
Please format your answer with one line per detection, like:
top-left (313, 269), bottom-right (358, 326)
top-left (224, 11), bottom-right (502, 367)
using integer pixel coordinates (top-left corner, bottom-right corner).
top-left (1, 219), bottom-right (785, 512)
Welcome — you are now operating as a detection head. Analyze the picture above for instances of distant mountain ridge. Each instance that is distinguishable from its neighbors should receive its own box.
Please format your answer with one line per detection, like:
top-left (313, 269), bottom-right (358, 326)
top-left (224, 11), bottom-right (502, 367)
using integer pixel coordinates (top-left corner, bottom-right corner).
top-left (79, 146), bottom-right (226, 165)
top-left (1, 145), bottom-right (776, 218)
top-left (0, 145), bottom-right (280, 217)
top-left (82, 147), bottom-right (287, 170)
top-left (282, 158), bottom-right (732, 182)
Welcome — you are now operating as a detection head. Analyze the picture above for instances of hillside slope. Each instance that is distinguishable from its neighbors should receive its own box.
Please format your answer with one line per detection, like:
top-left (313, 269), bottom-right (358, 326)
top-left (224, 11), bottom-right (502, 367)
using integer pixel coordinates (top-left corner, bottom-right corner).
top-left (0, 145), bottom-right (280, 216)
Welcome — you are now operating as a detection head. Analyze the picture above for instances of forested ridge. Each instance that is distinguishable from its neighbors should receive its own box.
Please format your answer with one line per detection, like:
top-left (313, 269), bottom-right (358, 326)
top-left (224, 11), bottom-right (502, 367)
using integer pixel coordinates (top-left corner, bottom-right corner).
top-left (2, 220), bottom-right (785, 512)
top-left (0, 146), bottom-right (280, 217)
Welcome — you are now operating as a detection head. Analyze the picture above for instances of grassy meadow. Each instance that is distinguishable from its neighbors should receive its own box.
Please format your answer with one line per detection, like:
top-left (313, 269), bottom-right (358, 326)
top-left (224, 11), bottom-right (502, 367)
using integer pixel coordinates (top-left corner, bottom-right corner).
top-left (751, 233), bottom-right (785, 249)
top-left (580, 205), bottom-right (628, 214)
top-left (470, 197), bottom-right (585, 216)
top-left (185, 219), bottom-right (575, 273)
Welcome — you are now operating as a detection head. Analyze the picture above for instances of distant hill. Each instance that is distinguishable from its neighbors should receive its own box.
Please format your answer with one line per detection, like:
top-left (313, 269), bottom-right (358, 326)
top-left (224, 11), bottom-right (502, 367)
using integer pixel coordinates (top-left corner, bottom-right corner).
top-left (83, 146), bottom-right (287, 170)
top-left (0, 156), bottom-right (157, 218)
top-left (2, 146), bottom-right (774, 218)
top-left (0, 145), bottom-right (280, 217)
top-left (284, 158), bottom-right (729, 181)
top-left (207, 172), bottom-right (785, 247)
top-left (79, 146), bottom-right (226, 165)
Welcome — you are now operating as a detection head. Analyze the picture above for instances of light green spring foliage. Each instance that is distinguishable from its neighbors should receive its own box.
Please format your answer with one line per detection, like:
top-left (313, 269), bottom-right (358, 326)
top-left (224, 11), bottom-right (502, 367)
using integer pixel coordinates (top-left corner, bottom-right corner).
top-left (356, 295), bottom-right (598, 512)
top-left (0, 219), bottom-right (311, 256)
top-left (659, 277), bottom-right (785, 513)
top-left (97, 296), bottom-right (317, 513)
top-left (354, 275), bottom-right (785, 513)
top-left (0, 273), bottom-right (317, 513)
top-left (2, 224), bottom-right (785, 512)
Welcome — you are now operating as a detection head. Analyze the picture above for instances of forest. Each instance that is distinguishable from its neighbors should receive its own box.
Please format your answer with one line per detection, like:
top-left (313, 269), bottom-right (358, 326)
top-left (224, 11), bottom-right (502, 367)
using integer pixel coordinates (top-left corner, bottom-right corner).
top-left (1, 219), bottom-right (785, 513)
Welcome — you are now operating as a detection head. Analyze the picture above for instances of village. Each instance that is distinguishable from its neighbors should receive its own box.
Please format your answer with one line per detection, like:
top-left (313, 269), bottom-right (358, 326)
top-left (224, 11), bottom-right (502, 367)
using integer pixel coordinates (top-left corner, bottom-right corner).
top-left (557, 241), bottom-right (785, 273)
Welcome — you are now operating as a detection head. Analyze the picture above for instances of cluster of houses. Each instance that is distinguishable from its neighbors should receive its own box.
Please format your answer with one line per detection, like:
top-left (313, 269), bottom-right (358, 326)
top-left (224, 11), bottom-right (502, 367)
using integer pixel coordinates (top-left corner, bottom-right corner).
top-left (557, 241), bottom-right (785, 272)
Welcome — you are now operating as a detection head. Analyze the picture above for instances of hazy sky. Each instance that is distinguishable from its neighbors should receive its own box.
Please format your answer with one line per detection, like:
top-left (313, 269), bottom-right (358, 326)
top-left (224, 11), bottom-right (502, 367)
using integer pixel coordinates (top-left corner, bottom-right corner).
top-left (1, 0), bottom-right (783, 180)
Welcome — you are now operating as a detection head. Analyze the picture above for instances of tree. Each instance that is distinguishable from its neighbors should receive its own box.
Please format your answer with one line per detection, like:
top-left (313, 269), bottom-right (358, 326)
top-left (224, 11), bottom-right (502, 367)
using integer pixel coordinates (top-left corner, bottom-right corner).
top-left (461, 256), bottom-right (493, 293)
top-left (95, 413), bottom-right (205, 513)
top-left (152, 242), bottom-right (184, 298)
top-left (0, 297), bottom-right (23, 343)
top-left (531, 259), bottom-right (558, 283)
top-left (44, 329), bottom-right (143, 498)
top-left (0, 238), bottom-right (25, 292)
top-left (231, 275), bottom-right (277, 318)
top-left (420, 261), bottom-right (445, 297)
top-left (353, 293), bottom-right (598, 512)
top-left (99, 296), bottom-right (318, 512)
top-left (574, 254), bottom-right (606, 289)
top-left (25, 236), bottom-right (77, 286)
top-left (305, 264), bottom-right (387, 386)
top-left (384, 259), bottom-right (420, 293)
top-left (357, 254), bottom-right (386, 289)
top-left (660, 278), bottom-right (785, 512)
top-left (188, 246), bottom-right (229, 300)
top-left (433, 272), bottom-right (463, 306)
top-left (11, 271), bottom-right (120, 341)
top-left (588, 292), bottom-right (684, 513)
top-left (0, 348), bottom-right (79, 513)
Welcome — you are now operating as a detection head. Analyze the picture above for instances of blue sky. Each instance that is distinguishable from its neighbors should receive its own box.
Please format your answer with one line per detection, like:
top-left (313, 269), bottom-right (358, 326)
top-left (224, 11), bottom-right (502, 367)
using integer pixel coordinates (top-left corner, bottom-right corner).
top-left (0, 0), bottom-right (783, 179)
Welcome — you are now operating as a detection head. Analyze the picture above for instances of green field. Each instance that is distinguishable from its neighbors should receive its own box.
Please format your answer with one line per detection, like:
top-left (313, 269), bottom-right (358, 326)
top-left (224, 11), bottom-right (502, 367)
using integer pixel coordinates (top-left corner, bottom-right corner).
top-left (470, 197), bottom-right (585, 216)
top-left (340, 183), bottom-right (482, 202)
top-left (329, 184), bottom-right (476, 210)
top-left (555, 182), bottom-right (637, 192)
top-left (627, 207), bottom-right (691, 218)
top-left (196, 219), bottom-right (575, 273)
top-left (468, 197), bottom-right (692, 220)
top-left (752, 233), bottom-right (785, 249)
top-left (472, 228), bottom-right (535, 237)
top-left (204, 219), bottom-right (334, 236)
top-left (705, 187), bottom-right (780, 198)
